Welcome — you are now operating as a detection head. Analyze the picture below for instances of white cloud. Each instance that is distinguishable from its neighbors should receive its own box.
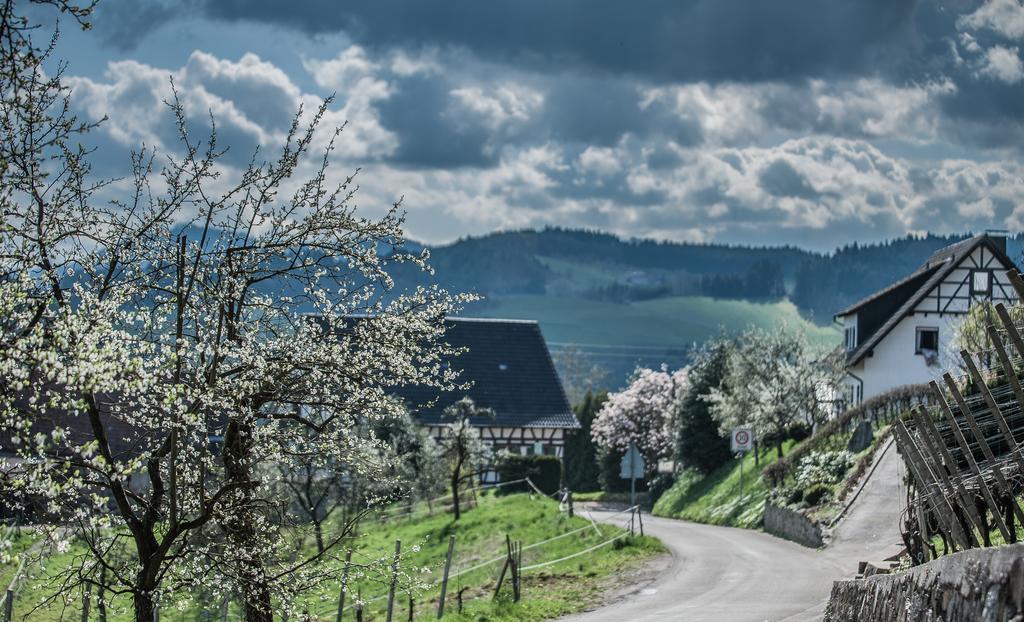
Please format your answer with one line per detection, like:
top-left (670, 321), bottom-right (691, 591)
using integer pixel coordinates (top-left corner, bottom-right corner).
top-left (977, 45), bottom-right (1024, 83)
top-left (449, 83), bottom-right (543, 130)
top-left (957, 197), bottom-right (996, 219)
top-left (959, 0), bottom-right (1024, 41)
top-left (576, 146), bottom-right (621, 177)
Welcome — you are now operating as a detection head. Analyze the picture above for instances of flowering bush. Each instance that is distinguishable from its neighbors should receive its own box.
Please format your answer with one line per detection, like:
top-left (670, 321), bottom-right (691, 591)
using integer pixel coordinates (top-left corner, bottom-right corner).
top-left (794, 450), bottom-right (853, 488)
top-left (591, 366), bottom-right (688, 476)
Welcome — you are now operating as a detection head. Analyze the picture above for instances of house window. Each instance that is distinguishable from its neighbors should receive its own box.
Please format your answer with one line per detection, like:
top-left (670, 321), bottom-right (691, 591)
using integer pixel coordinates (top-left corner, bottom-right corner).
top-left (843, 326), bottom-right (857, 351)
top-left (971, 270), bottom-right (991, 294)
top-left (916, 327), bottom-right (939, 354)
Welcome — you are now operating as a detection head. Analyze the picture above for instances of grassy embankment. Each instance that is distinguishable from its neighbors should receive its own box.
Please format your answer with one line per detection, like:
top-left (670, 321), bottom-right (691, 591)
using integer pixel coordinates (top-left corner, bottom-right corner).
top-left (652, 440), bottom-right (797, 529)
top-left (2, 492), bottom-right (663, 621)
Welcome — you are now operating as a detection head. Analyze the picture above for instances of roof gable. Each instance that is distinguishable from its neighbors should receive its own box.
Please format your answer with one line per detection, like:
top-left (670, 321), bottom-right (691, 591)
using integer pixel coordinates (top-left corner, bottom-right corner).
top-left (843, 234), bottom-right (1018, 366)
top-left (392, 318), bottom-right (578, 429)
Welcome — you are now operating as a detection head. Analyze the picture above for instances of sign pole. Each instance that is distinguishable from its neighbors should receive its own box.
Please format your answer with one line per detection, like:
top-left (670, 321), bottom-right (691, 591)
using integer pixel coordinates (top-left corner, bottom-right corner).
top-left (739, 453), bottom-right (743, 498)
top-left (628, 444), bottom-right (636, 507)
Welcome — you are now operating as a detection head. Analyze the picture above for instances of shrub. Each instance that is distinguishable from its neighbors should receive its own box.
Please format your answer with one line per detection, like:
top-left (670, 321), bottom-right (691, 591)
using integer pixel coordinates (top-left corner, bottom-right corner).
top-left (496, 454), bottom-right (562, 495)
top-left (803, 483), bottom-right (832, 507)
top-left (646, 473), bottom-right (676, 505)
top-left (794, 450), bottom-right (853, 488)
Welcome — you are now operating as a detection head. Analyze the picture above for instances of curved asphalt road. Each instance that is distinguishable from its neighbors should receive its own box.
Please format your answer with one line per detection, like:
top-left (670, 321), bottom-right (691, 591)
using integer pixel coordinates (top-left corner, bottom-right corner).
top-left (564, 440), bottom-right (906, 622)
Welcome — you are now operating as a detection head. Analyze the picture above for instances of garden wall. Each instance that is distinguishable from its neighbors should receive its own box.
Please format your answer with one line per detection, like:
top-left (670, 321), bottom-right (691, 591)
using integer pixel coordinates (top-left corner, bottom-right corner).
top-left (762, 500), bottom-right (823, 548)
top-left (825, 543), bottom-right (1024, 621)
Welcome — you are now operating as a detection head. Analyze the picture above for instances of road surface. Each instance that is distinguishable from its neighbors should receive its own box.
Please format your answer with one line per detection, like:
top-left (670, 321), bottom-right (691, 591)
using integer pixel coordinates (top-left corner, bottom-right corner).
top-left (564, 440), bottom-right (905, 622)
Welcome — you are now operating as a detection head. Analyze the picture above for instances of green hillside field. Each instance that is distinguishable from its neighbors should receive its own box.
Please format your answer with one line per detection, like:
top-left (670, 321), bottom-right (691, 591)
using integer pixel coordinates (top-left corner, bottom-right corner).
top-left (462, 295), bottom-right (839, 386)
top-left (3, 493), bottom-right (663, 622)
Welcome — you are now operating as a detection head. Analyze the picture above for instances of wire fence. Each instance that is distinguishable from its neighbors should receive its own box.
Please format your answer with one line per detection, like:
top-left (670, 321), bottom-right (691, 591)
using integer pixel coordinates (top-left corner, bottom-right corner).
top-left (305, 483), bottom-right (644, 621)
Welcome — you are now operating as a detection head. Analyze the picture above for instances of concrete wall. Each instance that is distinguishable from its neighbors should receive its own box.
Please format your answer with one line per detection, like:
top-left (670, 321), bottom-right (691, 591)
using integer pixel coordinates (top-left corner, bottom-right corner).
top-left (763, 501), bottom-right (823, 549)
top-left (825, 543), bottom-right (1024, 621)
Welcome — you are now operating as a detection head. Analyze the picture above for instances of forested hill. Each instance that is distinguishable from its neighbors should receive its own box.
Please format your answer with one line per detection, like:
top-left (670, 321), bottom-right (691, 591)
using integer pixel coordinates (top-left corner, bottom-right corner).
top-left (391, 228), bottom-right (1022, 324)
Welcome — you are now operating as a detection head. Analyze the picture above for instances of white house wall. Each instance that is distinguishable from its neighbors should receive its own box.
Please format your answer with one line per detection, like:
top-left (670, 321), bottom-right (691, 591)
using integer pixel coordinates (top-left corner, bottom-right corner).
top-left (852, 313), bottom-right (963, 399)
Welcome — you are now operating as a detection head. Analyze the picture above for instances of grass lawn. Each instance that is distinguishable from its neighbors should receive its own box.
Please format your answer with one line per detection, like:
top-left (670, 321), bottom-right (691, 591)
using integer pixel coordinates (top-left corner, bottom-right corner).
top-left (3, 492), bottom-right (663, 621)
top-left (652, 441), bottom-right (797, 529)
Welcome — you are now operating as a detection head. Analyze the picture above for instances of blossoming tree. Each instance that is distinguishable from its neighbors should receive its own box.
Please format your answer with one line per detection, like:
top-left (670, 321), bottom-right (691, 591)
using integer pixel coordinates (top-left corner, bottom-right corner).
top-left (0, 3), bottom-right (470, 621)
top-left (704, 326), bottom-right (844, 460)
top-left (590, 366), bottom-right (689, 478)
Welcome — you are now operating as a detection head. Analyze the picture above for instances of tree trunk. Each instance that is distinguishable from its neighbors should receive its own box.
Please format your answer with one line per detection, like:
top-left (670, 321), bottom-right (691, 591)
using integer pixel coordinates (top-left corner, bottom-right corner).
top-left (133, 591), bottom-right (155, 622)
top-left (451, 450), bottom-right (464, 520)
top-left (450, 472), bottom-right (461, 520)
top-left (221, 418), bottom-right (275, 622)
top-left (133, 565), bottom-right (160, 622)
top-left (314, 520), bottom-right (325, 555)
top-left (775, 439), bottom-right (784, 460)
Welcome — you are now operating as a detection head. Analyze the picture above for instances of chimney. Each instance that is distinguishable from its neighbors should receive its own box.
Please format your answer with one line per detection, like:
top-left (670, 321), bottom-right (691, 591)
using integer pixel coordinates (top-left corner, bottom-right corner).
top-left (985, 229), bottom-right (1008, 255)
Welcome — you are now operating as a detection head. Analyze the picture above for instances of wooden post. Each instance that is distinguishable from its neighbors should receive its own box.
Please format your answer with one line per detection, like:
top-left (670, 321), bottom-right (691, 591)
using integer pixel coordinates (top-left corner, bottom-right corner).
top-left (219, 597), bottom-right (229, 622)
top-left (437, 536), bottom-right (456, 619)
top-left (944, 370), bottom-right (1024, 529)
top-left (494, 534), bottom-right (514, 600)
top-left (1006, 269), bottom-right (1024, 302)
top-left (911, 406), bottom-right (985, 544)
top-left (407, 594), bottom-right (414, 622)
top-left (337, 549), bottom-right (352, 622)
top-left (973, 334), bottom-right (1024, 468)
top-left (638, 508), bottom-right (644, 537)
top-left (513, 540), bottom-right (522, 602)
top-left (891, 420), bottom-right (961, 550)
top-left (4, 589), bottom-right (13, 622)
top-left (934, 379), bottom-right (1013, 541)
top-left (567, 490), bottom-right (574, 518)
top-left (355, 589), bottom-right (364, 622)
top-left (386, 539), bottom-right (401, 622)
top-left (902, 413), bottom-right (970, 550)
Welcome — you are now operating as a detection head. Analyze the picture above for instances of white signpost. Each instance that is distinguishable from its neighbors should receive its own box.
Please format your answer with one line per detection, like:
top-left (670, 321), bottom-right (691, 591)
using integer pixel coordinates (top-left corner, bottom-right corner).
top-left (620, 442), bottom-right (645, 507)
top-left (730, 428), bottom-right (754, 497)
top-left (731, 428), bottom-right (754, 452)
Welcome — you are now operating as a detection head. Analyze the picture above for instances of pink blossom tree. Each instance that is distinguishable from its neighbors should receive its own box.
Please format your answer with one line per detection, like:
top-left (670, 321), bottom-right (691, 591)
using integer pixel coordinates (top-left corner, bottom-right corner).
top-left (591, 366), bottom-right (688, 477)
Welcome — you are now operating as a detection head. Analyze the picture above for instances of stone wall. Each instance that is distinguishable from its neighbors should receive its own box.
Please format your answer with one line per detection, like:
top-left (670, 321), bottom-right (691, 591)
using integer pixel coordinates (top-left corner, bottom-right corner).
top-left (763, 500), bottom-right (823, 548)
top-left (825, 543), bottom-right (1024, 621)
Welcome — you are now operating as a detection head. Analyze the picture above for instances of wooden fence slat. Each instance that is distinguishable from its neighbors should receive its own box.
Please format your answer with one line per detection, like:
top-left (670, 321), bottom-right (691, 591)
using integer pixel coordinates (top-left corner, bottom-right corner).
top-left (995, 303), bottom-right (1024, 359)
top-left (944, 369), bottom-right (1024, 534)
top-left (437, 536), bottom-right (456, 619)
top-left (892, 419), bottom-right (962, 550)
top-left (909, 408), bottom-right (976, 548)
top-left (913, 406), bottom-right (986, 542)
top-left (931, 380), bottom-right (1013, 541)
top-left (962, 347), bottom-right (1024, 482)
top-left (1005, 269), bottom-right (1024, 302)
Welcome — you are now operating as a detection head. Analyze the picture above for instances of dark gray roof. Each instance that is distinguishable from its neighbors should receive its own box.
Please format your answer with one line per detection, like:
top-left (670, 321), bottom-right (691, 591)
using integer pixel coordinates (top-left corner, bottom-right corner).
top-left (393, 317), bottom-right (578, 429)
top-left (838, 234), bottom-right (1016, 366)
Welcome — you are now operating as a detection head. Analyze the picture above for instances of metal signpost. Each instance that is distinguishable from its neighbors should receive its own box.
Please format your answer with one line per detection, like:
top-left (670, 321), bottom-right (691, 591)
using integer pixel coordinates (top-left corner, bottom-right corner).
top-left (619, 442), bottom-right (645, 507)
top-left (731, 428), bottom-right (754, 497)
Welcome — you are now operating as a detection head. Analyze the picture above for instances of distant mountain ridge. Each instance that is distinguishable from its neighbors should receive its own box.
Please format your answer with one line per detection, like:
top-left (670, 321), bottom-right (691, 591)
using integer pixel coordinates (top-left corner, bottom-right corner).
top-left (392, 227), bottom-right (1023, 323)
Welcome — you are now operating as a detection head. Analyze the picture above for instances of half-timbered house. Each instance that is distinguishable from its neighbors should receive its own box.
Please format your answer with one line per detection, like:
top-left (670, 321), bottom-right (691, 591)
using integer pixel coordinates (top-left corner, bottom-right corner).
top-left (835, 232), bottom-right (1019, 406)
top-left (391, 317), bottom-right (579, 462)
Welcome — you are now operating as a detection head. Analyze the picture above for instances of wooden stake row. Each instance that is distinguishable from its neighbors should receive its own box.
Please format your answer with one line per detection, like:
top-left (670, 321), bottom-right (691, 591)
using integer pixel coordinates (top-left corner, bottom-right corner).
top-left (896, 301), bottom-right (1024, 562)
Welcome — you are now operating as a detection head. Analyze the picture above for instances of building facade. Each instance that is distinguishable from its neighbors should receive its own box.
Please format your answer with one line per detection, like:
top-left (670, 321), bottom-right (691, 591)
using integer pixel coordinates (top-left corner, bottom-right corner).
top-left (392, 317), bottom-right (579, 461)
top-left (835, 233), bottom-right (1019, 406)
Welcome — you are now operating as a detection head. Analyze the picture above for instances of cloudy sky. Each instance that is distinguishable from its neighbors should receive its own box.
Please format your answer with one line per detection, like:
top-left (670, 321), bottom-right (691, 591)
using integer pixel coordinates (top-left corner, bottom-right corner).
top-left (51, 0), bottom-right (1024, 250)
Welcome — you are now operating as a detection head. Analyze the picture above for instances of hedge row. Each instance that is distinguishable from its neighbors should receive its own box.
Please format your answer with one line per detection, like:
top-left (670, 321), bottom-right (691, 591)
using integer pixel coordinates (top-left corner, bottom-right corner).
top-left (762, 383), bottom-right (933, 486)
